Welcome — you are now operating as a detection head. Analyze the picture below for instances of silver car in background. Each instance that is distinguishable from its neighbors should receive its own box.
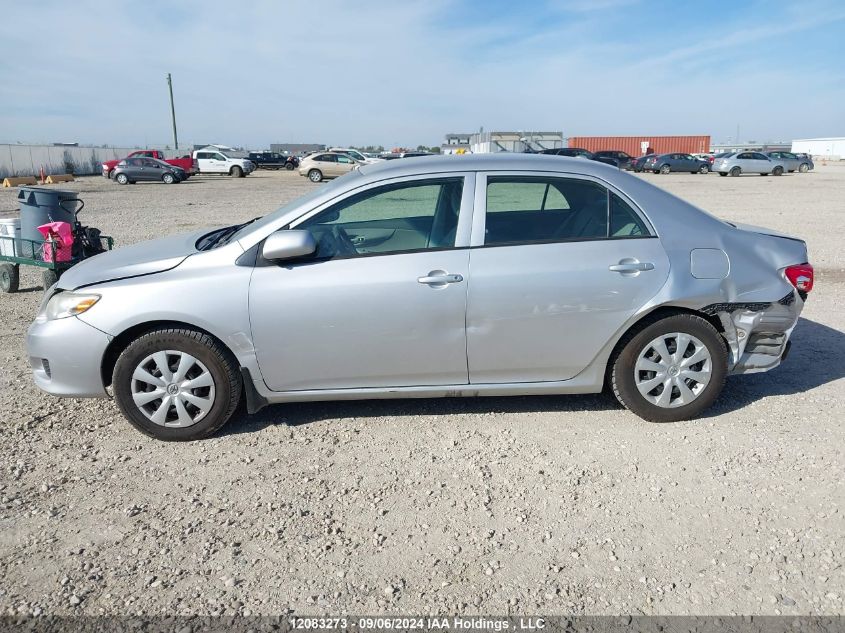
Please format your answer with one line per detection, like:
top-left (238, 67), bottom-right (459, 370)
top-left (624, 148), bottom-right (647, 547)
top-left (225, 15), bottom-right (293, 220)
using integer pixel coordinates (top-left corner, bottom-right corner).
top-left (27, 155), bottom-right (813, 440)
top-left (766, 151), bottom-right (814, 173)
top-left (712, 151), bottom-right (788, 177)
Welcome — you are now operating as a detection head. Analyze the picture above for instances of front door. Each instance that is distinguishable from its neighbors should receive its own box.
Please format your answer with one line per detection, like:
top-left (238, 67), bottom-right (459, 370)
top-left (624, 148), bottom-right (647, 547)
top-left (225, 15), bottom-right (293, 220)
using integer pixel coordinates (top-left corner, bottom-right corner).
top-left (466, 173), bottom-right (670, 383)
top-left (249, 175), bottom-right (474, 391)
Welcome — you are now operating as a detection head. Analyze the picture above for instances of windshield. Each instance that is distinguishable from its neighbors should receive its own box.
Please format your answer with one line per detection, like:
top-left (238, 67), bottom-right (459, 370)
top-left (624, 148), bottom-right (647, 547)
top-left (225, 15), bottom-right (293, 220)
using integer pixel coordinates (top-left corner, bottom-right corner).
top-left (344, 150), bottom-right (366, 161)
top-left (226, 171), bottom-right (363, 244)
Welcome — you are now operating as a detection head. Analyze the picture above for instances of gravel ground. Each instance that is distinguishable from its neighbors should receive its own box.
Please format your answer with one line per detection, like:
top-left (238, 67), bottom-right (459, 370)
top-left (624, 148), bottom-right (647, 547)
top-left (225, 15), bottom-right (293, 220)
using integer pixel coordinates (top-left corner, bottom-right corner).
top-left (0, 166), bottom-right (843, 617)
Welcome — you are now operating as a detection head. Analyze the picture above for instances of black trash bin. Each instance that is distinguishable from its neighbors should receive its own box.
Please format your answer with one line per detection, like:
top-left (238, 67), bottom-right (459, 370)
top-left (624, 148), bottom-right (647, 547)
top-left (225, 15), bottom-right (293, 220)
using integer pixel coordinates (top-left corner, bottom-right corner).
top-left (17, 187), bottom-right (79, 243)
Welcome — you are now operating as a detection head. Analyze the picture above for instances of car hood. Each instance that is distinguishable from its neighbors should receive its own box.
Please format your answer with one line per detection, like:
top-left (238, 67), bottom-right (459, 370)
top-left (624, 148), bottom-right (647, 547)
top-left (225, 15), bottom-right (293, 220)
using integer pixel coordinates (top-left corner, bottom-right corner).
top-left (57, 229), bottom-right (204, 290)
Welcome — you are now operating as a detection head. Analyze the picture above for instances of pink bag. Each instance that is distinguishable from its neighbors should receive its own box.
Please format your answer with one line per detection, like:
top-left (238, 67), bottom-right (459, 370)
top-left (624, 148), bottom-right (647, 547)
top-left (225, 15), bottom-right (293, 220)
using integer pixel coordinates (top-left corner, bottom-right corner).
top-left (37, 221), bottom-right (74, 263)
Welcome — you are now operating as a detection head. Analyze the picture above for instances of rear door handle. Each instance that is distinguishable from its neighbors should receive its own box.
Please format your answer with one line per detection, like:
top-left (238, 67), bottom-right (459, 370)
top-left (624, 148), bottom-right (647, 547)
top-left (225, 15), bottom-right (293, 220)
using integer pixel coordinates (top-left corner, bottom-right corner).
top-left (609, 262), bottom-right (654, 273)
top-left (418, 272), bottom-right (463, 285)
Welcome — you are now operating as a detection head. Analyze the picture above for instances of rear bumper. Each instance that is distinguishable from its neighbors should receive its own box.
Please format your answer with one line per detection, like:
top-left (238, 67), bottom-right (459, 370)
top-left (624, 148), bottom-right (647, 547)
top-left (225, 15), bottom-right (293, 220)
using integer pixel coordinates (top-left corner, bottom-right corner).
top-left (26, 316), bottom-right (110, 398)
top-left (706, 291), bottom-right (804, 375)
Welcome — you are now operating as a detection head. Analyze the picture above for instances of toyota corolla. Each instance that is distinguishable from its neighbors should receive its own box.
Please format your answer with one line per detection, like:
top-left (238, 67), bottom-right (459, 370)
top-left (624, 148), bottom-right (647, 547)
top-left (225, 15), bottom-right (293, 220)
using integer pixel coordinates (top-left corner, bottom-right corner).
top-left (27, 154), bottom-right (813, 440)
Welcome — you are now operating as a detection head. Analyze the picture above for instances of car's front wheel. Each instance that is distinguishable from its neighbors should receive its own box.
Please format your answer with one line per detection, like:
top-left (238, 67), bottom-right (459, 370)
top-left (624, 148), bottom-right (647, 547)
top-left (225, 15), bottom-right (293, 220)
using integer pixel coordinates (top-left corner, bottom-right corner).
top-left (698, 164), bottom-right (709, 174)
top-left (611, 314), bottom-right (727, 422)
top-left (659, 164), bottom-right (671, 174)
top-left (162, 173), bottom-right (176, 184)
top-left (230, 166), bottom-right (243, 178)
top-left (112, 328), bottom-right (242, 441)
top-left (798, 163), bottom-right (810, 173)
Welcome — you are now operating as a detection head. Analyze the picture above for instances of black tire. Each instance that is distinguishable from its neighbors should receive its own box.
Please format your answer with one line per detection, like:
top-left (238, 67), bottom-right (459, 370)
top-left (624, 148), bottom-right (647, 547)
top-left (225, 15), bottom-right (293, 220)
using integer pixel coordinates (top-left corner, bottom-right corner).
top-left (659, 164), bottom-right (671, 174)
top-left (798, 163), bottom-right (809, 173)
top-left (610, 313), bottom-right (728, 423)
top-left (729, 166), bottom-right (741, 177)
top-left (112, 328), bottom-right (242, 441)
top-left (0, 263), bottom-right (19, 293)
top-left (285, 162), bottom-right (294, 170)
top-left (308, 169), bottom-right (323, 182)
top-left (772, 166), bottom-right (784, 176)
top-left (698, 164), bottom-right (709, 174)
top-left (718, 172), bottom-right (727, 177)
top-left (115, 173), bottom-right (129, 185)
top-left (230, 166), bottom-right (243, 178)
top-left (42, 269), bottom-right (59, 290)
top-left (162, 173), bottom-right (176, 184)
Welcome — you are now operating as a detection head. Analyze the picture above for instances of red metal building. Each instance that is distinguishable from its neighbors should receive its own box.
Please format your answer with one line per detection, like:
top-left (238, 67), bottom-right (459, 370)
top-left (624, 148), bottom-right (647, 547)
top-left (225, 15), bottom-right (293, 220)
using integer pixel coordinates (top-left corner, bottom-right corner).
top-left (568, 136), bottom-right (710, 156)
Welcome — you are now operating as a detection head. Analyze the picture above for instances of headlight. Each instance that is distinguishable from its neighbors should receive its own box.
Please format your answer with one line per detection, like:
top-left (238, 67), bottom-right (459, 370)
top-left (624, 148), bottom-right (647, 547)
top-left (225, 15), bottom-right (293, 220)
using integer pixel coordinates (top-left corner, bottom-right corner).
top-left (43, 292), bottom-right (101, 320)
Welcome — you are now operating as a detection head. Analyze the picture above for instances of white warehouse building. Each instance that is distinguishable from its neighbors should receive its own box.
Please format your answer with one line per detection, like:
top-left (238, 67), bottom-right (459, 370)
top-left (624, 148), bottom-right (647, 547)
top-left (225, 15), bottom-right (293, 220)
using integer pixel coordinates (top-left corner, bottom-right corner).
top-left (791, 137), bottom-right (845, 160)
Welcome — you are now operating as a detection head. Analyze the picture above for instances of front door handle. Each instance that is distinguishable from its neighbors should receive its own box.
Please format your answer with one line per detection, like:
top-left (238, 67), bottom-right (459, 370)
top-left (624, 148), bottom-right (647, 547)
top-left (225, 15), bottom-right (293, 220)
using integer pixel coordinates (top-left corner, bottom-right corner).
top-left (418, 271), bottom-right (463, 285)
top-left (609, 261), bottom-right (654, 273)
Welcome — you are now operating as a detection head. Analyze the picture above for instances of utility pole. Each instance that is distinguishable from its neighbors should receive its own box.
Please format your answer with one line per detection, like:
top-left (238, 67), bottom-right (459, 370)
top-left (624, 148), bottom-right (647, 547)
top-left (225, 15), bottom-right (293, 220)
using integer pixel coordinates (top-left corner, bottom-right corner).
top-left (166, 73), bottom-right (178, 150)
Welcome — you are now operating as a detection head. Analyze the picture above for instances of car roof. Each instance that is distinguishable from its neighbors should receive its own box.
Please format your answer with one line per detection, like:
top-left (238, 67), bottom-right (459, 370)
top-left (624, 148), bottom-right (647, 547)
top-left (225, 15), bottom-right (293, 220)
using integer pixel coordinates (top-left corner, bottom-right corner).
top-left (355, 153), bottom-right (627, 179)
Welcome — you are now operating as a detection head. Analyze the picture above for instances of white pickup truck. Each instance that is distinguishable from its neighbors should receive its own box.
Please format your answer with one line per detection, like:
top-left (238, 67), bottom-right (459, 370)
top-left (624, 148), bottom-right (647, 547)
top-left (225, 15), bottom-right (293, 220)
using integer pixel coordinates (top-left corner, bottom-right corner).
top-left (192, 147), bottom-right (255, 177)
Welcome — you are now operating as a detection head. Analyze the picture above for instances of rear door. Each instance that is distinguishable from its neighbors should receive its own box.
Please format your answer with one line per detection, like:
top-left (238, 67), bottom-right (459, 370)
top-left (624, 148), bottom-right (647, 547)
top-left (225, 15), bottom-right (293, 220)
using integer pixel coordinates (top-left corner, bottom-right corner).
top-left (465, 172), bottom-right (670, 383)
top-left (335, 154), bottom-right (358, 175)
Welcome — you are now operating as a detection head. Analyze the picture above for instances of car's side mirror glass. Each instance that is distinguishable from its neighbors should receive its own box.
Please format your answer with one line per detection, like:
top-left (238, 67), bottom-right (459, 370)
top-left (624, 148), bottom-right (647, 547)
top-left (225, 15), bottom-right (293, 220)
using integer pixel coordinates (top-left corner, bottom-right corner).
top-left (262, 230), bottom-right (317, 262)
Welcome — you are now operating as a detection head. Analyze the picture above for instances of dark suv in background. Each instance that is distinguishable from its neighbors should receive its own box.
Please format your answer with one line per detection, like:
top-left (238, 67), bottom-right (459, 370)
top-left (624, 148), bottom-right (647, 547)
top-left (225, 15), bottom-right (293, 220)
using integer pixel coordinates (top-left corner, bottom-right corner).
top-left (538, 148), bottom-right (620, 168)
top-left (593, 150), bottom-right (634, 170)
top-left (247, 152), bottom-right (299, 170)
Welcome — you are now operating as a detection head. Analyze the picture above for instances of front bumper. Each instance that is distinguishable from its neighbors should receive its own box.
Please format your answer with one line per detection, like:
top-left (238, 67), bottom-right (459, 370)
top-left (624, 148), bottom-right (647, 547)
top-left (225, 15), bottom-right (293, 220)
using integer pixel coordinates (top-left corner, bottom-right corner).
top-left (27, 316), bottom-right (111, 397)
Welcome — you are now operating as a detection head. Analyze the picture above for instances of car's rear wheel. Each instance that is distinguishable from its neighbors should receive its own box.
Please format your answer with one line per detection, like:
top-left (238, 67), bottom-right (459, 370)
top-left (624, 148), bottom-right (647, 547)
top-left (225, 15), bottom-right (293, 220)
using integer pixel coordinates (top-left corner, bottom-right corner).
top-left (162, 173), bottom-right (176, 184)
top-left (659, 164), bottom-right (671, 174)
top-left (611, 314), bottom-right (727, 422)
top-left (729, 166), bottom-right (741, 177)
top-left (308, 169), bottom-right (323, 182)
top-left (115, 173), bottom-right (129, 185)
top-left (798, 163), bottom-right (810, 173)
top-left (772, 166), bottom-right (784, 176)
top-left (230, 166), bottom-right (243, 178)
top-left (718, 172), bottom-right (727, 177)
top-left (112, 328), bottom-right (242, 441)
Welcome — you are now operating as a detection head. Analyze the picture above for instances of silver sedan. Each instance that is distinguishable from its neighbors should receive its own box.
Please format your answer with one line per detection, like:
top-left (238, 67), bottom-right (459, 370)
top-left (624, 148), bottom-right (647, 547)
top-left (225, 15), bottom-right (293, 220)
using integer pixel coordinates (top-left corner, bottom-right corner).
top-left (712, 151), bottom-right (789, 176)
top-left (27, 154), bottom-right (813, 440)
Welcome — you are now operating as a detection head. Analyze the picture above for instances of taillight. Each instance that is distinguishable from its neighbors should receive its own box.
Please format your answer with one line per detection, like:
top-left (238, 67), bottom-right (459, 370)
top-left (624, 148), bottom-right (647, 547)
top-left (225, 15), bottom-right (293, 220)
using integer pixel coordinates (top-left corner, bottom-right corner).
top-left (785, 263), bottom-right (814, 293)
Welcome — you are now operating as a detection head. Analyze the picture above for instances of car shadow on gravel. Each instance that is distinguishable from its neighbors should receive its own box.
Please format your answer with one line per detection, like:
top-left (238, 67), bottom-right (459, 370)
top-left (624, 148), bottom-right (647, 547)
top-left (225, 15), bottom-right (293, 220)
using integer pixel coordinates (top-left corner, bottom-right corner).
top-left (222, 392), bottom-right (617, 435)
top-left (221, 317), bottom-right (844, 435)
top-left (706, 317), bottom-right (845, 416)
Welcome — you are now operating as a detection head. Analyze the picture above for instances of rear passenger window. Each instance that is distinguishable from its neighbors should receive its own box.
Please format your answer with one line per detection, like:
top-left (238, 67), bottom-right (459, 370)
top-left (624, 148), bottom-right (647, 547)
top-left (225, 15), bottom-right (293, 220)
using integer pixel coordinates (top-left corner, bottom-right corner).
top-left (610, 193), bottom-right (649, 237)
top-left (485, 177), bottom-right (607, 245)
top-left (484, 177), bottom-right (651, 245)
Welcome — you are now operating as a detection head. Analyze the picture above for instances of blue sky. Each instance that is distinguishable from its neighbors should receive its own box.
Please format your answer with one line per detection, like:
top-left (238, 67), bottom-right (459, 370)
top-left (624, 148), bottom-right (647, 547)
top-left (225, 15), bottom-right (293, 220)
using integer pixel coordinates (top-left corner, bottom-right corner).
top-left (1, 0), bottom-right (843, 148)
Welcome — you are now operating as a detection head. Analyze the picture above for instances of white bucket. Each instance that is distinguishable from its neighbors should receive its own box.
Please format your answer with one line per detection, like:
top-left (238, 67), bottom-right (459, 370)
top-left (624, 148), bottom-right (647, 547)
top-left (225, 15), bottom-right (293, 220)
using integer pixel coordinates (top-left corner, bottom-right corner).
top-left (0, 217), bottom-right (21, 257)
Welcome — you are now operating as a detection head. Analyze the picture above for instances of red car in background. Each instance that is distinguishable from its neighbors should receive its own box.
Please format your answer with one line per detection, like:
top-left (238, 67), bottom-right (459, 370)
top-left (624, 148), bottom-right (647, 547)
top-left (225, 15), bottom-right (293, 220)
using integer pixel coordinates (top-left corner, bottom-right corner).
top-left (102, 150), bottom-right (197, 179)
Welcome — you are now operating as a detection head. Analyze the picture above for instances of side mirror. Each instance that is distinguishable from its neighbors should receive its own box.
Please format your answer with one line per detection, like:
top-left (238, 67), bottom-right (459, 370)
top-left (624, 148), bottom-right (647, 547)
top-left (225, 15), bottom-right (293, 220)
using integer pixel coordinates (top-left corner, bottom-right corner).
top-left (262, 230), bottom-right (317, 262)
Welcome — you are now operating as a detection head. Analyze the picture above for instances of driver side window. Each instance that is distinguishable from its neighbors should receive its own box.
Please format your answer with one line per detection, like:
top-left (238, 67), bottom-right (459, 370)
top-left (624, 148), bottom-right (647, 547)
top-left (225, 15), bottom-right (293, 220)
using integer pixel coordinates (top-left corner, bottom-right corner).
top-left (296, 178), bottom-right (464, 260)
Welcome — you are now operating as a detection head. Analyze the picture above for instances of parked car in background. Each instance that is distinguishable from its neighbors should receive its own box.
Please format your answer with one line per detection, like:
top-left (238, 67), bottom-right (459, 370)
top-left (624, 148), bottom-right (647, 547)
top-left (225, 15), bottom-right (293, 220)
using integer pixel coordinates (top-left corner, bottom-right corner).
top-left (712, 152), bottom-right (788, 177)
top-left (111, 157), bottom-right (184, 185)
top-left (26, 154), bottom-right (813, 440)
top-left (593, 150), bottom-right (634, 170)
top-left (329, 148), bottom-right (384, 164)
top-left (632, 154), bottom-right (655, 172)
top-left (247, 152), bottom-right (299, 170)
top-left (641, 153), bottom-right (711, 174)
top-left (539, 148), bottom-right (619, 168)
top-left (298, 152), bottom-right (361, 182)
top-left (102, 150), bottom-right (196, 179)
top-left (192, 148), bottom-right (255, 177)
top-left (692, 153), bottom-right (715, 165)
top-left (766, 151), bottom-right (814, 173)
